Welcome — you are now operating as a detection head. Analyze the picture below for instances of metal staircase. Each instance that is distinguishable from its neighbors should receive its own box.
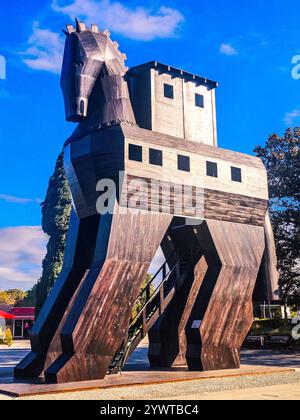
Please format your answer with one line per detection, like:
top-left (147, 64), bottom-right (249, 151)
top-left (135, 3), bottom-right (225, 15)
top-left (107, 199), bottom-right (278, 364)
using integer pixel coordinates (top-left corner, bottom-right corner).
top-left (107, 249), bottom-right (196, 374)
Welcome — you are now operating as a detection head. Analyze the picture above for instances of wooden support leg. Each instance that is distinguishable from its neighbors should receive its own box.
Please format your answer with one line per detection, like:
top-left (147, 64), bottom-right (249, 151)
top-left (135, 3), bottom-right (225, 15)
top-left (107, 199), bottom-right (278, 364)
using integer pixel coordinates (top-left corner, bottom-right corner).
top-left (14, 211), bottom-right (100, 378)
top-left (148, 259), bottom-right (206, 367)
top-left (44, 204), bottom-right (172, 383)
top-left (253, 212), bottom-right (279, 302)
top-left (148, 224), bottom-right (203, 368)
top-left (186, 220), bottom-right (265, 371)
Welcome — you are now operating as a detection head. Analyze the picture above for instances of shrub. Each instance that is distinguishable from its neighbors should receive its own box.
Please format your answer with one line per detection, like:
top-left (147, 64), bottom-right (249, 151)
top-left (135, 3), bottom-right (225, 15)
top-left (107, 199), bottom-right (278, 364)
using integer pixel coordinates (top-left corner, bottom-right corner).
top-left (250, 319), bottom-right (292, 336)
top-left (4, 328), bottom-right (13, 347)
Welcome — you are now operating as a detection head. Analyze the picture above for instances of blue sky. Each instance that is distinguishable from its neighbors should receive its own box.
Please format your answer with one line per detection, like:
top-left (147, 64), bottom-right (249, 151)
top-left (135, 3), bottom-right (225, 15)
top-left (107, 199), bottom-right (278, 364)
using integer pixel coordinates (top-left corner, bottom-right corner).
top-left (0, 0), bottom-right (299, 290)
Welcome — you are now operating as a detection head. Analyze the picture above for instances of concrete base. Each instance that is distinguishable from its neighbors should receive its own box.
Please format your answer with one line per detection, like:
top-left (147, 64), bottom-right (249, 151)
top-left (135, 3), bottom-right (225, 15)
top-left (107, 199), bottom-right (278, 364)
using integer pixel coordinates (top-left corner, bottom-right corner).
top-left (0, 365), bottom-right (295, 398)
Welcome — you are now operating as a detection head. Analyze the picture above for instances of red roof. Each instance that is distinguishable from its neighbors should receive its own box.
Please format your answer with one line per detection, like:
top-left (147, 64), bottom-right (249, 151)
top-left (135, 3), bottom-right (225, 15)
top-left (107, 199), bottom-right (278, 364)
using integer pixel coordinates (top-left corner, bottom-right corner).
top-left (10, 307), bottom-right (35, 318)
top-left (0, 310), bottom-right (16, 320)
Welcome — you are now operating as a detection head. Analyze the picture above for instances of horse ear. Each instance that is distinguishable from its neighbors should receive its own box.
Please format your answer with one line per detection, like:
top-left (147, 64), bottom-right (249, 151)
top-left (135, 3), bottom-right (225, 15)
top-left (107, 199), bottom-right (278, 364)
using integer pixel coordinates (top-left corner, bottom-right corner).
top-left (66, 24), bottom-right (75, 34)
top-left (75, 17), bottom-right (86, 32)
top-left (91, 24), bottom-right (99, 33)
top-left (62, 29), bottom-right (69, 36)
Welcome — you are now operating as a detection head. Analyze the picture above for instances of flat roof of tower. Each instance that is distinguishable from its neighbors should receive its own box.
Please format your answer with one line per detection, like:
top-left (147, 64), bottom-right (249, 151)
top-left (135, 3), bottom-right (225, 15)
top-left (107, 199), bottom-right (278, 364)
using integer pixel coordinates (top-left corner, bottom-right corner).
top-left (129, 61), bottom-right (218, 90)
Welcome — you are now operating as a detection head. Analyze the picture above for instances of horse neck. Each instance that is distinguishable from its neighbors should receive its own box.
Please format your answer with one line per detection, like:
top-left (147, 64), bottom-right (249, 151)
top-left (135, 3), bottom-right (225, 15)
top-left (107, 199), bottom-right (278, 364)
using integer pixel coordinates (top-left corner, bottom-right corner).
top-left (71, 66), bottom-right (136, 140)
top-left (87, 67), bottom-right (136, 125)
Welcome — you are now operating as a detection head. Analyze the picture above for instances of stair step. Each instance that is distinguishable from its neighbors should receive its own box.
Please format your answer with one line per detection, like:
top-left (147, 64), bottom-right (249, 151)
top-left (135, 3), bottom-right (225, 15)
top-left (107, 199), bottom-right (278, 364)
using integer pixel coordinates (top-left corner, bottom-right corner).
top-left (107, 251), bottom-right (197, 374)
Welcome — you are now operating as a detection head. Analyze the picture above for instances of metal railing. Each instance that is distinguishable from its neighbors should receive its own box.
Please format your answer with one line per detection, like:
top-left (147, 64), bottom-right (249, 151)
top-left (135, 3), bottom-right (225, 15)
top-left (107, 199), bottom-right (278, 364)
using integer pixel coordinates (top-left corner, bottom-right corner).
top-left (108, 250), bottom-right (194, 374)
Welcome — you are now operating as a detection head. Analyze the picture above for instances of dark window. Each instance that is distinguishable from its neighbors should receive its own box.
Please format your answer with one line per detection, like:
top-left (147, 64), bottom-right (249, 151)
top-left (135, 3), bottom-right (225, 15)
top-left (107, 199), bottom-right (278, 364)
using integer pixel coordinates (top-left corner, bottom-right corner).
top-left (149, 148), bottom-right (163, 166)
top-left (231, 167), bottom-right (242, 183)
top-left (129, 144), bottom-right (142, 162)
top-left (164, 83), bottom-right (174, 99)
top-left (178, 155), bottom-right (190, 172)
top-left (195, 93), bottom-right (204, 108)
top-left (206, 161), bottom-right (218, 178)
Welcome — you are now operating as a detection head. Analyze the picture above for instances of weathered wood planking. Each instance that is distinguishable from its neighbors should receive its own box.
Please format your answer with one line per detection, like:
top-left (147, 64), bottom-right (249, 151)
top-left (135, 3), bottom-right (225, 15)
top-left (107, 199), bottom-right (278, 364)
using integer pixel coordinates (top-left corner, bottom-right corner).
top-left (186, 220), bottom-right (265, 371)
top-left (44, 270), bottom-right (89, 371)
top-left (44, 203), bottom-right (172, 383)
top-left (16, 22), bottom-right (278, 385)
top-left (121, 175), bottom-right (268, 226)
top-left (160, 256), bottom-right (209, 367)
top-left (123, 124), bottom-right (265, 169)
top-left (14, 212), bottom-right (100, 379)
top-left (148, 225), bottom-right (204, 368)
top-left (128, 62), bottom-right (217, 146)
top-left (64, 123), bottom-right (268, 221)
top-left (124, 126), bottom-right (268, 201)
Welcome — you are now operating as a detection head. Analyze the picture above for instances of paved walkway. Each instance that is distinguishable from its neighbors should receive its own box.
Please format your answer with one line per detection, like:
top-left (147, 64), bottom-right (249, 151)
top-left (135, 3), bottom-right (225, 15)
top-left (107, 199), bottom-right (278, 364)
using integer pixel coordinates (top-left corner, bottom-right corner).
top-left (0, 341), bottom-right (300, 399)
top-left (0, 342), bottom-right (30, 384)
top-left (1, 371), bottom-right (300, 400)
top-left (171, 382), bottom-right (300, 400)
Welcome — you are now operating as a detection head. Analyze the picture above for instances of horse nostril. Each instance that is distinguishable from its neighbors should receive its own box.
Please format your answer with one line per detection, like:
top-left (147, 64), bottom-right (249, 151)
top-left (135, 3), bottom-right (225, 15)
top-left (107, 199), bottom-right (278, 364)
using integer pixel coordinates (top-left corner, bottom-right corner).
top-left (80, 100), bottom-right (85, 114)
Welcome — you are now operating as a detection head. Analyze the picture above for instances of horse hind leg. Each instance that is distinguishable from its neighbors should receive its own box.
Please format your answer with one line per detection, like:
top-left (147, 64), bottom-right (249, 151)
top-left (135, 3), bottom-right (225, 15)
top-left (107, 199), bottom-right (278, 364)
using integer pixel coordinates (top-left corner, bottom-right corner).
top-left (185, 220), bottom-right (265, 371)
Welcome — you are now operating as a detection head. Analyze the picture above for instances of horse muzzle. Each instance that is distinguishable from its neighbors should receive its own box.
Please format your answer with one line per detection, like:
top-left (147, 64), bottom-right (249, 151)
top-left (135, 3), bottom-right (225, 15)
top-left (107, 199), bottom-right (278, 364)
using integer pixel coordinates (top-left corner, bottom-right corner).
top-left (66, 97), bottom-right (88, 122)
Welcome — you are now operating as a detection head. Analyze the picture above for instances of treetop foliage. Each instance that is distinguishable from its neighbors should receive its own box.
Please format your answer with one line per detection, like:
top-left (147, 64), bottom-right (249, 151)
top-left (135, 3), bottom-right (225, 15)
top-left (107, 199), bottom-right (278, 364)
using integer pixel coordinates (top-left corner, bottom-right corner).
top-left (255, 127), bottom-right (300, 306)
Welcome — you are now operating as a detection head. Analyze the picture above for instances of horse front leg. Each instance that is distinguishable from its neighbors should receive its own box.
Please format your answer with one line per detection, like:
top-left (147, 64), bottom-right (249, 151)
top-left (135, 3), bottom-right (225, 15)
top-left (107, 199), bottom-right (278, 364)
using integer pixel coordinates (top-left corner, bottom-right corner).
top-left (44, 204), bottom-right (172, 383)
top-left (14, 211), bottom-right (100, 379)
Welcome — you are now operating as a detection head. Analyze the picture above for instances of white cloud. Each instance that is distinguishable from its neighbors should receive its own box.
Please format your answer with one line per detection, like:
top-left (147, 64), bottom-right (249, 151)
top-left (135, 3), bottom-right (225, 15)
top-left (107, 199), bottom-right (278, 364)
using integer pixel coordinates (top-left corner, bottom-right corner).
top-left (0, 194), bottom-right (42, 205)
top-left (51, 0), bottom-right (184, 41)
top-left (22, 22), bottom-right (64, 74)
top-left (21, 1), bottom-right (183, 74)
top-left (0, 226), bottom-right (47, 291)
top-left (220, 43), bottom-right (238, 56)
top-left (284, 109), bottom-right (300, 126)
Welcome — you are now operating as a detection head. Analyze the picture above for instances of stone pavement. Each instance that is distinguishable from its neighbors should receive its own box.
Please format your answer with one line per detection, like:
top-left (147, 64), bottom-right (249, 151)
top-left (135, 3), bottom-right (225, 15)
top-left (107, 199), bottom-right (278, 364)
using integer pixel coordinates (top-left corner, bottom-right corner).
top-left (0, 341), bottom-right (30, 384)
top-left (0, 340), bottom-right (300, 400)
top-left (166, 382), bottom-right (300, 400)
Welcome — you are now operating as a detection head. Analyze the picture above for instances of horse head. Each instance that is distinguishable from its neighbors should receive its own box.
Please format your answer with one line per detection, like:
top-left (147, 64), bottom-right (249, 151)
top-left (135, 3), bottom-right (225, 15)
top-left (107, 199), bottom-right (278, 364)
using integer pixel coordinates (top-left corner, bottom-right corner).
top-left (61, 18), bottom-right (130, 124)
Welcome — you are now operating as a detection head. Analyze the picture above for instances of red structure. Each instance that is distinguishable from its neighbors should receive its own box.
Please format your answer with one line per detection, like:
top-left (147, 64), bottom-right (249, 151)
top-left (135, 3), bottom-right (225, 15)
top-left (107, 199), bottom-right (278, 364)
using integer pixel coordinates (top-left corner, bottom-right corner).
top-left (0, 310), bottom-right (15, 320)
top-left (10, 308), bottom-right (35, 339)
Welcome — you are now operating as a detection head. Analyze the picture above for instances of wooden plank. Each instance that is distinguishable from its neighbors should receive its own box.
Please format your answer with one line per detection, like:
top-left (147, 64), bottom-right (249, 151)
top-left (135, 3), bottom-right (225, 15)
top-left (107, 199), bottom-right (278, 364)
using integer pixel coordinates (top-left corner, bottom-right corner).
top-left (148, 225), bottom-right (203, 367)
top-left (44, 203), bottom-right (172, 383)
top-left (121, 175), bottom-right (268, 226)
top-left (14, 212), bottom-right (100, 379)
top-left (1, 366), bottom-right (295, 398)
top-left (186, 220), bottom-right (265, 371)
top-left (122, 124), bottom-right (265, 170)
top-left (128, 64), bottom-right (218, 145)
top-left (44, 270), bottom-right (89, 371)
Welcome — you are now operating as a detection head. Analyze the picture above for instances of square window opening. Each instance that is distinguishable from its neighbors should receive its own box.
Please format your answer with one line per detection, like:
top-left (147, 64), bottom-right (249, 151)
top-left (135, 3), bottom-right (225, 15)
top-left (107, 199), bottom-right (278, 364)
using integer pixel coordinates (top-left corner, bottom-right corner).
top-left (195, 93), bottom-right (204, 108)
top-left (231, 167), bottom-right (242, 183)
top-left (206, 161), bottom-right (218, 178)
top-left (129, 144), bottom-right (142, 162)
top-left (149, 148), bottom-right (163, 166)
top-left (178, 155), bottom-right (190, 172)
top-left (164, 83), bottom-right (174, 99)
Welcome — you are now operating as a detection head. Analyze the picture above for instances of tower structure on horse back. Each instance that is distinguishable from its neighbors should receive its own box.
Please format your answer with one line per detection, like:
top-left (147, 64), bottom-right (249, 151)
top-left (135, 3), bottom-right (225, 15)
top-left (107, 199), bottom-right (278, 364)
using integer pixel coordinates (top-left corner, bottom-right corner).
top-left (15, 19), bottom-right (278, 384)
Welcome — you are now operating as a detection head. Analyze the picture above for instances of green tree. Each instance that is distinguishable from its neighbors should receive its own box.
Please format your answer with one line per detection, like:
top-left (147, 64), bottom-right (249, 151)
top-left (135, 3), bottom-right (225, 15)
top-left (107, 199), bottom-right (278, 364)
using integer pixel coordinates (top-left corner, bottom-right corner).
top-left (0, 291), bottom-right (10, 305)
top-left (132, 274), bottom-right (154, 320)
top-left (0, 289), bottom-right (26, 306)
top-left (255, 127), bottom-right (300, 313)
top-left (35, 152), bottom-right (72, 315)
top-left (21, 285), bottom-right (37, 307)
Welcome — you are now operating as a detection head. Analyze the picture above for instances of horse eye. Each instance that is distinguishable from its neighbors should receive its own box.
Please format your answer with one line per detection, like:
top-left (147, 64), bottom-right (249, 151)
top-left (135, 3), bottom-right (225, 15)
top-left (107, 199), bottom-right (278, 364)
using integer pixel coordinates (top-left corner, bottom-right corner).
top-left (75, 61), bottom-right (84, 68)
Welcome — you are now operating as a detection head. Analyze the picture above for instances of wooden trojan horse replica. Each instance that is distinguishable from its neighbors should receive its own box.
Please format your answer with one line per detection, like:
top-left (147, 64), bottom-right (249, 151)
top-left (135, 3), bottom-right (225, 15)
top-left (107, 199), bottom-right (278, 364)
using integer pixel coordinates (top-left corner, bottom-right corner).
top-left (15, 19), bottom-right (278, 384)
